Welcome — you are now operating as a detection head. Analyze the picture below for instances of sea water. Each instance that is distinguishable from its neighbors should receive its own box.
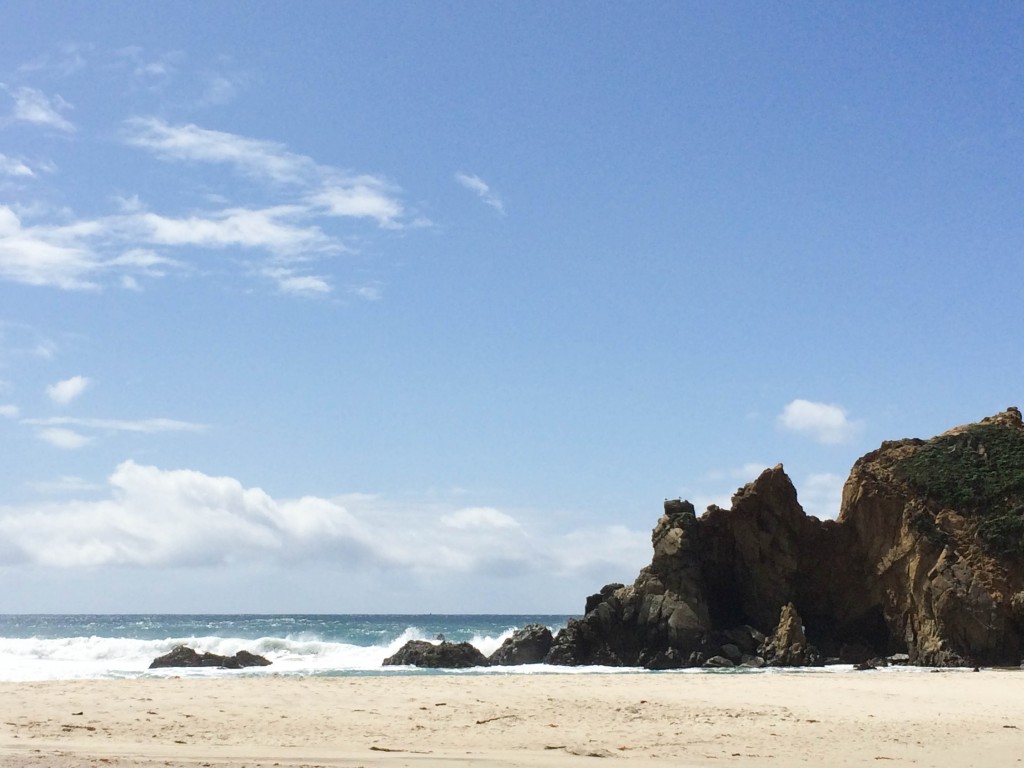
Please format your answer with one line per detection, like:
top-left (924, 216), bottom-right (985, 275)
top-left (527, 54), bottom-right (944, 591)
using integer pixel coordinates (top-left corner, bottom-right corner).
top-left (0, 615), bottom-right (970, 681)
top-left (0, 614), bottom-right (575, 681)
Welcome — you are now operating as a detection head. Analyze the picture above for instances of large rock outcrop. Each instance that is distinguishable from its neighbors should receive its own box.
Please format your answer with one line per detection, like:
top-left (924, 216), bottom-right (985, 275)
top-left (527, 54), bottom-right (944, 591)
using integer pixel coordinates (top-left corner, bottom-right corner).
top-left (547, 408), bottom-right (1024, 668)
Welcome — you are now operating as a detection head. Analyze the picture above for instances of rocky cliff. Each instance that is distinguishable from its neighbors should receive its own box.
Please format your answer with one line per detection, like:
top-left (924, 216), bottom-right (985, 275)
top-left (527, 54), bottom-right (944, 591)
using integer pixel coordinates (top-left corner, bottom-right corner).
top-left (548, 408), bottom-right (1024, 668)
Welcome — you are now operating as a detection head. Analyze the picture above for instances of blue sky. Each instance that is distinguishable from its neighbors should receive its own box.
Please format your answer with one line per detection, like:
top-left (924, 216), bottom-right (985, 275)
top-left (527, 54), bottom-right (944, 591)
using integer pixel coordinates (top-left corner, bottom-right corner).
top-left (0, 2), bottom-right (1021, 613)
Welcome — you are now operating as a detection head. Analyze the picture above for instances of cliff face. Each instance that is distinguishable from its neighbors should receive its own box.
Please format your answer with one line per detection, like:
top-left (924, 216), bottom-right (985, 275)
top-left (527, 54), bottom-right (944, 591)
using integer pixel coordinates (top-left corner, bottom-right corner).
top-left (549, 408), bottom-right (1024, 667)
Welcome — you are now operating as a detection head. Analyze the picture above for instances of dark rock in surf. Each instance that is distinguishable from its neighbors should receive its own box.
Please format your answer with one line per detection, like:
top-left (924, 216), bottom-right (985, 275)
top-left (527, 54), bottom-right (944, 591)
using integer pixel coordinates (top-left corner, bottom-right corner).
top-left (488, 624), bottom-right (554, 665)
top-left (383, 640), bottom-right (490, 668)
top-left (149, 645), bottom-right (271, 669)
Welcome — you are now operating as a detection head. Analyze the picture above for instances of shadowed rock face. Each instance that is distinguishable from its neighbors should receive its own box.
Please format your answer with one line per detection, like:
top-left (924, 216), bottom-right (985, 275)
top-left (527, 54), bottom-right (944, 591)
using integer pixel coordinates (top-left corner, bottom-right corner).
top-left (547, 408), bottom-right (1024, 668)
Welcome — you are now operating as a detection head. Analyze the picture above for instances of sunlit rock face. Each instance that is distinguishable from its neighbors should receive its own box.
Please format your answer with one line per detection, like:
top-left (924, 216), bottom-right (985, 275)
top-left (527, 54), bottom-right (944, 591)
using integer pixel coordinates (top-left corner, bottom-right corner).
top-left (548, 408), bottom-right (1024, 668)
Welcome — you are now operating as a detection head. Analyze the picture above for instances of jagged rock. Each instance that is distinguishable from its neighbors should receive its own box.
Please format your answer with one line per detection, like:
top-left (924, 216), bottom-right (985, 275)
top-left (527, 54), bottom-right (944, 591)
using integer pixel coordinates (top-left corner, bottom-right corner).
top-left (760, 603), bottom-right (820, 667)
top-left (547, 408), bottom-right (1024, 668)
top-left (149, 645), bottom-right (271, 670)
top-left (382, 640), bottom-right (489, 669)
top-left (488, 624), bottom-right (553, 665)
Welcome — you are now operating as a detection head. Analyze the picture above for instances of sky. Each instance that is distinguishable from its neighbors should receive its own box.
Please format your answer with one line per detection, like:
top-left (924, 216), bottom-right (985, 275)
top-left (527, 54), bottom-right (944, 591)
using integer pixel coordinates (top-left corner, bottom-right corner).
top-left (0, 1), bottom-right (1021, 614)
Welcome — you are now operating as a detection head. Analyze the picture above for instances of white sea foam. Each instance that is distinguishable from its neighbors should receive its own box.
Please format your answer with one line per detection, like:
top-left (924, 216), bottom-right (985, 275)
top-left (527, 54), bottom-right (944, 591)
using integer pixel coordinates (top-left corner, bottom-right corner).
top-left (0, 626), bottom-right (971, 681)
top-left (0, 624), bottom-right (534, 681)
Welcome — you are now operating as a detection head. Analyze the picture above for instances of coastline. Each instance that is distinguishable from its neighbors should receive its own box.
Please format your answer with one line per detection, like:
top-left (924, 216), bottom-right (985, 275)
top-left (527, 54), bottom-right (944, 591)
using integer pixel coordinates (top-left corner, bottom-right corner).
top-left (2, 669), bottom-right (1022, 767)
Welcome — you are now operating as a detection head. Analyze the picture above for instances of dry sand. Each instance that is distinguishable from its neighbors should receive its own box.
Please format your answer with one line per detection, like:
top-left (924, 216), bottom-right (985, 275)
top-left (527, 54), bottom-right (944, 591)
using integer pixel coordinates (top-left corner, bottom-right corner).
top-left (1, 669), bottom-right (1021, 767)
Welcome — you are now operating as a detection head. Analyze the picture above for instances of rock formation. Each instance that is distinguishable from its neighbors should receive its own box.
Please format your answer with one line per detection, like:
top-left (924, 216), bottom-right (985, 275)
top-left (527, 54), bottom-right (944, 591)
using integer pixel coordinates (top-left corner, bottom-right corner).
top-left (759, 603), bottom-right (820, 667)
top-left (383, 640), bottom-right (490, 668)
top-left (149, 645), bottom-right (272, 669)
top-left (489, 624), bottom-right (554, 665)
top-left (546, 408), bottom-right (1024, 668)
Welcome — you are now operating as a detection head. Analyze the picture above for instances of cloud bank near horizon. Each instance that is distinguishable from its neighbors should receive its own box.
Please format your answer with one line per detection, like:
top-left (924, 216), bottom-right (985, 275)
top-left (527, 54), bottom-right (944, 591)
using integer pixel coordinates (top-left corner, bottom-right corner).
top-left (0, 460), bottom-right (651, 582)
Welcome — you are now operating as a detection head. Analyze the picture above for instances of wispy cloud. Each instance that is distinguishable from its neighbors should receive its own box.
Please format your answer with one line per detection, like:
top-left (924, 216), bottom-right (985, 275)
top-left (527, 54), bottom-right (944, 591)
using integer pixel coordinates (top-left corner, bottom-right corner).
top-left (37, 426), bottom-right (91, 450)
top-left (352, 282), bottom-right (383, 302)
top-left (45, 375), bottom-right (90, 405)
top-left (132, 206), bottom-right (336, 257)
top-left (124, 117), bottom-right (313, 184)
top-left (0, 206), bottom-right (102, 289)
top-left (6, 86), bottom-right (76, 132)
top-left (17, 43), bottom-right (91, 78)
top-left (1, 96), bottom-right (414, 294)
top-left (0, 153), bottom-right (35, 178)
top-left (455, 172), bottom-right (505, 214)
top-left (23, 416), bottom-right (206, 433)
top-left (777, 399), bottom-right (864, 445)
top-left (262, 267), bottom-right (332, 296)
top-left (125, 119), bottom-right (409, 228)
top-left (201, 75), bottom-right (240, 106)
top-left (0, 404), bottom-right (19, 418)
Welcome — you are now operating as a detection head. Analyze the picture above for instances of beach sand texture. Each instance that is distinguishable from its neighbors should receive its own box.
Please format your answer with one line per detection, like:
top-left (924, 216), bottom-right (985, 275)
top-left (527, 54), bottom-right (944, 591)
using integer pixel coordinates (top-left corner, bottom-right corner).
top-left (1, 671), bottom-right (1021, 767)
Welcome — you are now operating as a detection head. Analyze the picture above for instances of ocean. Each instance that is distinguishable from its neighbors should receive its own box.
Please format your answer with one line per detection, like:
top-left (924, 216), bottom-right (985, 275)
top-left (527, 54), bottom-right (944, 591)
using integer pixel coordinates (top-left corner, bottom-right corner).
top-left (0, 614), bottom-right (575, 681)
top-left (0, 615), bottom-right (965, 681)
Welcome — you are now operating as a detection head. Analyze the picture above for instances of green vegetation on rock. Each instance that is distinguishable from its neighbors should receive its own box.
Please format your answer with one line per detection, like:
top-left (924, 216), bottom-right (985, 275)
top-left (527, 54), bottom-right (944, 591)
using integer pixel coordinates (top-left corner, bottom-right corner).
top-left (894, 422), bottom-right (1024, 556)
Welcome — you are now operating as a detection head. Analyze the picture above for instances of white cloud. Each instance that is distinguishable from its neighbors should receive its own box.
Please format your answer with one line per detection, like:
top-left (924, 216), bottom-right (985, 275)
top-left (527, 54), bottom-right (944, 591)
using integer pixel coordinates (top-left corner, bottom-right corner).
top-left (799, 473), bottom-right (846, 520)
top-left (0, 404), bottom-right (19, 418)
top-left (0, 116), bottom-right (413, 293)
top-left (0, 153), bottom-right (34, 177)
top-left (0, 462), bottom-right (652, 580)
top-left (441, 507), bottom-right (521, 530)
top-left (8, 86), bottom-right (75, 132)
top-left (0, 206), bottom-right (103, 289)
top-left (309, 177), bottom-right (405, 226)
top-left (23, 416), bottom-right (205, 433)
top-left (132, 206), bottom-right (335, 257)
top-left (106, 248), bottom-right (180, 274)
top-left (777, 399), bottom-right (863, 444)
top-left (455, 172), bottom-right (505, 214)
top-left (45, 375), bottom-right (90, 405)
top-left (37, 427), bottom-right (91, 450)
top-left (352, 283), bottom-right (382, 301)
top-left (262, 267), bottom-right (332, 296)
top-left (550, 525), bottom-right (651, 578)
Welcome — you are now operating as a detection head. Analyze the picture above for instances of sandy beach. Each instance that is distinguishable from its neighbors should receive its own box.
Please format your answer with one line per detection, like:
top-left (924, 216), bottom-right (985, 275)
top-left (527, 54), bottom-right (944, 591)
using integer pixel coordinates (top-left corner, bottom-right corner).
top-left (1, 670), bottom-right (1021, 767)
